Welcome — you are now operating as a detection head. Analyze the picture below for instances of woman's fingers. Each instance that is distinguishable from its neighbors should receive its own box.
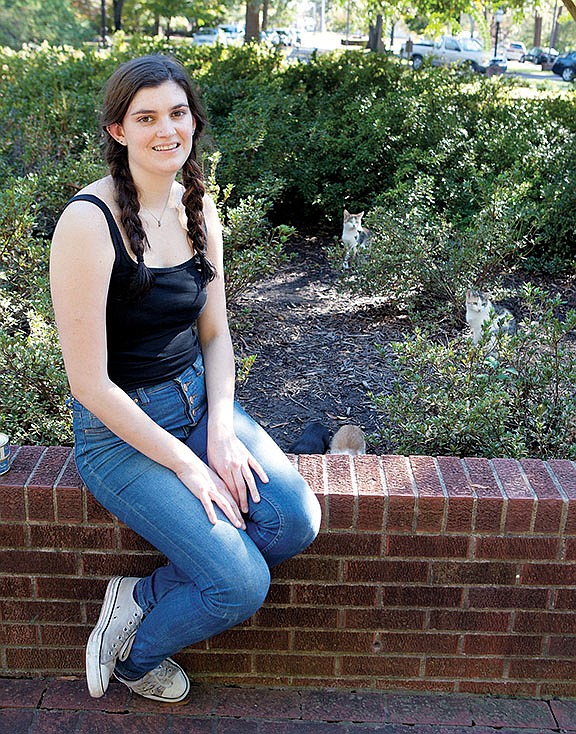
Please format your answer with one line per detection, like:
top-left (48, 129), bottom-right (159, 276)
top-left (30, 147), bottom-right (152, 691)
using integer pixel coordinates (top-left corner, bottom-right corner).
top-left (208, 480), bottom-right (246, 529)
top-left (198, 488), bottom-right (219, 526)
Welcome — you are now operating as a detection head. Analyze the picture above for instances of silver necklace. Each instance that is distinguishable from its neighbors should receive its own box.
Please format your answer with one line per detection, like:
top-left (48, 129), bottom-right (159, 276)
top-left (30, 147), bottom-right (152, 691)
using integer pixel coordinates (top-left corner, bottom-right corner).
top-left (141, 197), bottom-right (170, 228)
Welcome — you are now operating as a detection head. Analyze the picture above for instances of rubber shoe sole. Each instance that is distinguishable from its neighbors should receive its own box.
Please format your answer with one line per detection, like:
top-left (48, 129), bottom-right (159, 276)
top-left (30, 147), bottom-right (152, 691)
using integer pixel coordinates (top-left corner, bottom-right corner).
top-left (86, 576), bottom-right (142, 698)
top-left (115, 658), bottom-right (191, 703)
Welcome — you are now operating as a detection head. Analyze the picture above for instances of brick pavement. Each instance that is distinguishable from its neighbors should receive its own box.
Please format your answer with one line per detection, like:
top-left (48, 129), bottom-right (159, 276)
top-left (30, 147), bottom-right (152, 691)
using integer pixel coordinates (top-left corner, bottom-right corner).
top-left (1, 677), bottom-right (576, 733)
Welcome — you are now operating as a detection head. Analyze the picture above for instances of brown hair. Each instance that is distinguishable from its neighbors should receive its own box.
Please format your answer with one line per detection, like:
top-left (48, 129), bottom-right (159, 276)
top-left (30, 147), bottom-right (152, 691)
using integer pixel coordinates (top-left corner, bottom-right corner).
top-left (101, 54), bottom-right (216, 296)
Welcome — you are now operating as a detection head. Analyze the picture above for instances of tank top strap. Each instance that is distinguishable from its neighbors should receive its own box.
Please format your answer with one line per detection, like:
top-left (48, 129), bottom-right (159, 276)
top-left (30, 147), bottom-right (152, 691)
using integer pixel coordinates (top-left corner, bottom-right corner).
top-left (66, 194), bottom-right (129, 263)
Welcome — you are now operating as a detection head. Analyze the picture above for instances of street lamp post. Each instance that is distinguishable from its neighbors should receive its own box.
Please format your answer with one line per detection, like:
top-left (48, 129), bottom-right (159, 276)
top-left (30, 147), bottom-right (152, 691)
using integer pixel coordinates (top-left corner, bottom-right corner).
top-left (494, 8), bottom-right (504, 59)
top-left (100, 0), bottom-right (107, 47)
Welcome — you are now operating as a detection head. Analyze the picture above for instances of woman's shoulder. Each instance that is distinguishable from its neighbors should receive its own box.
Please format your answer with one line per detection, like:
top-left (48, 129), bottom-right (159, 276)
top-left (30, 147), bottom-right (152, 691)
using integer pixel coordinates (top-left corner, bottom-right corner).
top-left (73, 176), bottom-right (117, 210)
top-left (54, 177), bottom-right (117, 239)
top-left (202, 191), bottom-right (218, 218)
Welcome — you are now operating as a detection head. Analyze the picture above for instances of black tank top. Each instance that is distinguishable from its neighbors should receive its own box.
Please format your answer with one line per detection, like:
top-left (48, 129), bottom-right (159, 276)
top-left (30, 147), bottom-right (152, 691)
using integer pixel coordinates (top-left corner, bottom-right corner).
top-left (67, 194), bottom-right (207, 391)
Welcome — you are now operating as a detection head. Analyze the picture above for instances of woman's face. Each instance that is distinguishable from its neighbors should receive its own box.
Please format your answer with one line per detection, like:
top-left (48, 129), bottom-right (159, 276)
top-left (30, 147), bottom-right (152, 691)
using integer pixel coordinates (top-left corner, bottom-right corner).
top-left (107, 80), bottom-right (195, 179)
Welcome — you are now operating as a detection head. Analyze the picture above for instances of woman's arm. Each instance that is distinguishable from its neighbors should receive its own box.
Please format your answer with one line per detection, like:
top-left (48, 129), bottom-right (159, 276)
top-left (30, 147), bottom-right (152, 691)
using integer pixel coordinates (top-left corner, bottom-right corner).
top-left (198, 194), bottom-right (268, 511)
top-left (50, 199), bottom-right (245, 528)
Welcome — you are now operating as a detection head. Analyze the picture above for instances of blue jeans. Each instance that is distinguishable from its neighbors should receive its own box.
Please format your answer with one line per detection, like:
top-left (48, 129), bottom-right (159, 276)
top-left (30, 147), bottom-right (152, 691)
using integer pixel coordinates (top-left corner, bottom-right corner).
top-left (73, 354), bottom-right (321, 678)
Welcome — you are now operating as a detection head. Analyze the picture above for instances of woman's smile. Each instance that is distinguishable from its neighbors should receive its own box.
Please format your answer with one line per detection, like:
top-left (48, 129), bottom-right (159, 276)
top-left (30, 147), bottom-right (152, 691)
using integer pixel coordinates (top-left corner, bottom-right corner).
top-left (110, 80), bottom-right (195, 176)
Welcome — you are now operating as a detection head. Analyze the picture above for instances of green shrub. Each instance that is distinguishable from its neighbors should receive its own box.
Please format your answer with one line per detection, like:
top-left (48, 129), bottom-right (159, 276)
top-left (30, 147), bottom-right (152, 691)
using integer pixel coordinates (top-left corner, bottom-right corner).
top-left (202, 152), bottom-right (293, 306)
top-left (373, 285), bottom-right (576, 459)
top-left (2, 42), bottom-right (576, 267)
top-left (0, 302), bottom-right (71, 445)
top-left (1, 40), bottom-right (575, 448)
top-left (330, 176), bottom-right (525, 326)
top-left (223, 196), bottom-right (294, 305)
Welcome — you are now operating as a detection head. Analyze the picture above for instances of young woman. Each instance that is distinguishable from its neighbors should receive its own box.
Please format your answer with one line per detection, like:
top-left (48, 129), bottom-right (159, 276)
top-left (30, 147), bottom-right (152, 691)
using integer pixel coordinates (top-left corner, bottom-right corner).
top-left (50, 55), bottom-right (321, 704)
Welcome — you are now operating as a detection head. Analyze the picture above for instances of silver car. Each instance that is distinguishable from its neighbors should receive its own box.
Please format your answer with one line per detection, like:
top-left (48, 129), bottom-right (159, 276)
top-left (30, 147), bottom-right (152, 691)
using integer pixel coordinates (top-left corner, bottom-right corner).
top-left (192, 28), bottom-right (226, 46)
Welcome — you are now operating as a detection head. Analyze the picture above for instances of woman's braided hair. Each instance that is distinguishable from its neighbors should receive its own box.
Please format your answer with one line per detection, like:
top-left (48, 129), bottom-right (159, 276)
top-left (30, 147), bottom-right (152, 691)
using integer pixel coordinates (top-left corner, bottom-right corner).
top-left (101, 55), bottom-right (216, 297)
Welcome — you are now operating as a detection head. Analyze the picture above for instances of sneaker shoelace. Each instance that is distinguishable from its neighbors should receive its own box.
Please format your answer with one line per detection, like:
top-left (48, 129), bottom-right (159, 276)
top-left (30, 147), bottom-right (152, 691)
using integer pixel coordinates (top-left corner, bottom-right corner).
top-left (131, 662), bottom-right (177, 696)
top-left (106, 608), bottom-right (142, 658)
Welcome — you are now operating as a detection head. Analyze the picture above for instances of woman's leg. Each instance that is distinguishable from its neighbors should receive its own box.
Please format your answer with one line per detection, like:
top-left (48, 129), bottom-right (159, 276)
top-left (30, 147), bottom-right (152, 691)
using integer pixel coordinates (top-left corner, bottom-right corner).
top-left (122, 402), bottom-right (321, 675)
top-left (75, 359), bottom-right (320, 680)
top-left (78, 438), bottom-right (272, 678)
top-left (185, 402), bottom-right (322, 568)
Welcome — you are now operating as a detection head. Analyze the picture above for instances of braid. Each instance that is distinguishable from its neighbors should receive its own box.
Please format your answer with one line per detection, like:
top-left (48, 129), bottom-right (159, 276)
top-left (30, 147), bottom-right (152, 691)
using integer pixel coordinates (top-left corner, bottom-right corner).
top-left (182, 157), bottom-right (217, 286)
top-left (100, 55), bottom-right (215, 294)
top-left (107, 145), bottom-right (155, 298)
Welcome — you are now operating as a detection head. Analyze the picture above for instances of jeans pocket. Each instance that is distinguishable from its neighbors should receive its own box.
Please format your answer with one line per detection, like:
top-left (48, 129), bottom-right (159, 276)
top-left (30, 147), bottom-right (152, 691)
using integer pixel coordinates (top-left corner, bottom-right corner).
top-left (72, 400), bottom-right (110, 434)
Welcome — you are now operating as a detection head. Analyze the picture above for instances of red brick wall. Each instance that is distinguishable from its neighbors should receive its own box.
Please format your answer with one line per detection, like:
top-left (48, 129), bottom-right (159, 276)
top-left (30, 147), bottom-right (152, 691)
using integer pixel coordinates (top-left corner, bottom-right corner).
top-left (1, 445), bottom-right (576, 697)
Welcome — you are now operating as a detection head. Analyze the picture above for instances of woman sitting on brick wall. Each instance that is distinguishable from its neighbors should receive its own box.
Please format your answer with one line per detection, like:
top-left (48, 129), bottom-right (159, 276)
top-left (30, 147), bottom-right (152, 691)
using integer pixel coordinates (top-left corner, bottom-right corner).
top-left (49, 54), bottom-right (321, 704)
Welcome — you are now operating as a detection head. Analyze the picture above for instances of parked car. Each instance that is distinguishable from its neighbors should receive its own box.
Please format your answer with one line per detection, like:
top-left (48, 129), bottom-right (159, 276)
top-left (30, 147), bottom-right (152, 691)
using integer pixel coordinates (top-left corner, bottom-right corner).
top-left (505, 41), bottom-right (526, 61)
top-left (552, 50), bottom-right (576, 81)
top-left (261, 28), bottom-right (300, 46)
top-left (401, 36), bottom-right (490, 72)
top-left (521, 46), bottom-right (558, 64)
top-left (219, 24), bottom-right (243, 43)
top-left (274, 28), bottom-right (300, 46)
top-left (191, 27), bottom-right (226, 46)
top-left (487, 55), bottom-right (508, 74)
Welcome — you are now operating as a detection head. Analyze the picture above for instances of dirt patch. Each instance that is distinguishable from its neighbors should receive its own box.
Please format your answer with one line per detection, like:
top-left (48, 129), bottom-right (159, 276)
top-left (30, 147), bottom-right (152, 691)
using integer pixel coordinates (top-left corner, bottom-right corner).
top-left (231, 234), bottom-right (409, 454)
top-left (231, 234), bottom-right (576, 456)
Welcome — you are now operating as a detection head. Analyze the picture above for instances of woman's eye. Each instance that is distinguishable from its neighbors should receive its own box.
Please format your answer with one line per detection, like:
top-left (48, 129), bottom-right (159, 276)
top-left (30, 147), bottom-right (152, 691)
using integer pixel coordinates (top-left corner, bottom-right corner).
top-left (137, 116), bottom-right (153, 123)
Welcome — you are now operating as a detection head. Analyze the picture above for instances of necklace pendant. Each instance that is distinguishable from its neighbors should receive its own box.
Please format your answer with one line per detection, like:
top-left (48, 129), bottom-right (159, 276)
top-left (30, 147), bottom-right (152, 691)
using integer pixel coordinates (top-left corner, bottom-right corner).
top-left (157, 220), bottom-right (161, 227)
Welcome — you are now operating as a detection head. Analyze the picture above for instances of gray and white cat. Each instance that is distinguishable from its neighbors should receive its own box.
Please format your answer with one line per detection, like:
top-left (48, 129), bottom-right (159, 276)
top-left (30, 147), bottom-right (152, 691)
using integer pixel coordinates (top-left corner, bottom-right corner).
top-left (341, 210), bottom-right (369, 269)
top-left (465, 288), bottom-right (517, 350)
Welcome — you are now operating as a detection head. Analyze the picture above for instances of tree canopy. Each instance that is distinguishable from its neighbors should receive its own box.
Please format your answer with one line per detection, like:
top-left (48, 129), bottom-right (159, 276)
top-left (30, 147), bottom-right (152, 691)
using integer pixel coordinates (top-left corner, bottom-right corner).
top-left (0, 0), bottom-right (93, 47)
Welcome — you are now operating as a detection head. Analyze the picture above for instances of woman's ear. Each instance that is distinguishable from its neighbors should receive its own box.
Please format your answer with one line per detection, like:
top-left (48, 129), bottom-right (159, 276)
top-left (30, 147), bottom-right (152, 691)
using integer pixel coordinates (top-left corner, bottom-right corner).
top-left (106, 123), bottom-right (126, 145)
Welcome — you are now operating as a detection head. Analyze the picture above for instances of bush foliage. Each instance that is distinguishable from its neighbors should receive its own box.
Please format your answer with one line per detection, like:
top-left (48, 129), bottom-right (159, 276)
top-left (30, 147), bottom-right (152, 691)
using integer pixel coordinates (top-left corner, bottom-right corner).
top-left (373, 286), bottom-right (576, 459)
top-left (0, 39), bottom-right (574, 452)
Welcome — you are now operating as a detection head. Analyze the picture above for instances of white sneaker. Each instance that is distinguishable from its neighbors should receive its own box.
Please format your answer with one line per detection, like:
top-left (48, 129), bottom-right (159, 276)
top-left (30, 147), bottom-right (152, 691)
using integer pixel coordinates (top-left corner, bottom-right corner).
top-left (86, 576), bottom-right (144, 698)
top-left (115, 658), bottom-right (191, 703)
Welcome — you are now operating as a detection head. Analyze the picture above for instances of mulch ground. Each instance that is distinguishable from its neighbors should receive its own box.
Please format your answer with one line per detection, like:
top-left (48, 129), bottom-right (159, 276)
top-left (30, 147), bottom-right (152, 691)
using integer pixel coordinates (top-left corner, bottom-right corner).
top-left (231, 233), bottom-right (576, 456)
top-left (231, 234), bottom-right (410, 454)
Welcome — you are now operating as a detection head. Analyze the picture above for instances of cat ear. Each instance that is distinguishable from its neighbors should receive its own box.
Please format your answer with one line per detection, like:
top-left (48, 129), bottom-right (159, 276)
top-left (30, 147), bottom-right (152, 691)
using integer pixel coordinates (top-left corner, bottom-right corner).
top-left (359, 211), bottom-right (364, 217)
top-left (343, 209), bottom-right (349, 216)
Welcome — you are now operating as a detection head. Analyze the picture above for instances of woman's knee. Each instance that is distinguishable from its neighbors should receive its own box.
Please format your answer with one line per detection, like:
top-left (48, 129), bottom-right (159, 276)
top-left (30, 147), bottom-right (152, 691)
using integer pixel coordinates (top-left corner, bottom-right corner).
top-left (203, 551), bottom-right (271, 625)
top-left (287, 477), bottom-right (321, 551)
top-left (261, 473), bottom-right (321, 566)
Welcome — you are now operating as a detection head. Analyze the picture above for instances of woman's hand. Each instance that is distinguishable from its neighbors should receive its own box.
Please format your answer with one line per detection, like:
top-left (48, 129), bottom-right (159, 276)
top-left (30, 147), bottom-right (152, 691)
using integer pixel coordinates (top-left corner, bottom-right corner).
top-left (207, 428), bottom-right (269, 514)
top-left (175, 455), bottom-right (248, 529)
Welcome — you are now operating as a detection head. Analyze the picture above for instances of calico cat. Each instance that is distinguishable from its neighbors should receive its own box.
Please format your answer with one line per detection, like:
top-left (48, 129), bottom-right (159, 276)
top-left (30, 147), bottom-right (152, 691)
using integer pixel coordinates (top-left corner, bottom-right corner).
top-left (329, 424), bottom-right (366, 456)
top-left (465, 288), bottom-right (517, 349)
top-left (341, 209), bottom-right (369, 269)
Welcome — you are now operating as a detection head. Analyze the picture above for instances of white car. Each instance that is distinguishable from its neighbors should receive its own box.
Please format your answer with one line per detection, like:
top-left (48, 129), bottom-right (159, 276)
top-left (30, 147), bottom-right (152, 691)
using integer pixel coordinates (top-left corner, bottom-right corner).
top-left (506, 41), bottom-right (526, 61)
top-left (192, 28), bottom-right (226, 46)
top-left (403, 36), bottom-right (490, 72)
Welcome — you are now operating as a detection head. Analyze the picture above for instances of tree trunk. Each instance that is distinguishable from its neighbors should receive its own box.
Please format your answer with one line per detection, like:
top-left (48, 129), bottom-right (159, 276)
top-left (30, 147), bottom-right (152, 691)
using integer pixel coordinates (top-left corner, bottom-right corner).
top-left (245, 0), bottom-right (260, 42)
top-left (368, 14), bottom-right (383, 51)
top-left (262, 0), bottom-right (269, 31)
top-left (375, 14), bottom-right (384, 52)
top-left (550, 6), bottom-right (562, 48)
top-left (112, 0), bottom-right (124, 31)
top-left (533, 13), bottom-right (542, 47)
